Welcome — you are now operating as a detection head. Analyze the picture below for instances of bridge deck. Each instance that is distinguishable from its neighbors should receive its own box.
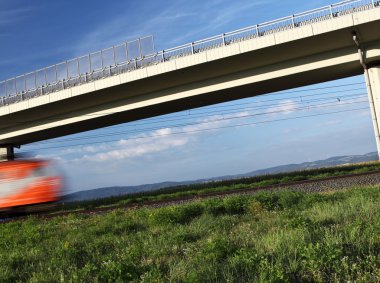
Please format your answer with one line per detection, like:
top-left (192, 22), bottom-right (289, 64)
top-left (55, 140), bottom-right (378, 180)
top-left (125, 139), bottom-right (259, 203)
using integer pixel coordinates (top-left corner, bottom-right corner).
top-left (0, 1), bottom-right (379, 146)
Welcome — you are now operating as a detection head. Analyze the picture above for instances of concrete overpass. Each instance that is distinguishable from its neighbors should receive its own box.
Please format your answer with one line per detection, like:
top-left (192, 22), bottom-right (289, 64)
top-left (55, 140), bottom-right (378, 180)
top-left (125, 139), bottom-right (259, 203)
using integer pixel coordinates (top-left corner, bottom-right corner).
top-left (0, 0), bottom-right (380, 159)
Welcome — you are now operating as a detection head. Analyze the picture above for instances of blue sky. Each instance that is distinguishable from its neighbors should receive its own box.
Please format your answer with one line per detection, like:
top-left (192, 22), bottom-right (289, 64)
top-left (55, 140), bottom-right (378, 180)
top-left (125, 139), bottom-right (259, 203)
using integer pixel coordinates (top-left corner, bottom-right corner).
top-left (0, 0), bottom-right (376, 192)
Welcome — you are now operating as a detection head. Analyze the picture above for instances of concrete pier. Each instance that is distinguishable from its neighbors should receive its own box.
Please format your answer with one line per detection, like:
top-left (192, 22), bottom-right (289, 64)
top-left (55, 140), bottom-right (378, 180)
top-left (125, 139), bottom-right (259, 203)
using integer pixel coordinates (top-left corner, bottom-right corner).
top-left (0, 147), bottom-right (14, 161)
top-left (366, 66), bottom-right (380, 160)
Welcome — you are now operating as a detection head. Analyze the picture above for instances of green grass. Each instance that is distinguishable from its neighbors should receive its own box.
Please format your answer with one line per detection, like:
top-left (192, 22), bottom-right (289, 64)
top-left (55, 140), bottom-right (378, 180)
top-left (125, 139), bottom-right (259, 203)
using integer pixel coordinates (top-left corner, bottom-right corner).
top-left (2, 186), bottom-right (380, 282)
top-left (60, 161), bottom-right (380, 212)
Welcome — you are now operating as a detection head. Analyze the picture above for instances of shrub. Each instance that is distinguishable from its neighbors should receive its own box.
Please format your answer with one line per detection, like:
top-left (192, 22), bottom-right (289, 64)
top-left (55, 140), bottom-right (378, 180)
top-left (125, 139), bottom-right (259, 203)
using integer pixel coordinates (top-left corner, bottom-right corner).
top-left (288, 215), bottom-right (314, 229)
top-left (223, 196), bottom-right (250, 215)
top-left (149, 203), bottom-right (204, 225)
top-left (277, 191), bottom-right (305, 209)
top-left (200, 235), bottom-right (237, 262)
top-left (203, 198), bottom-right (226, 216)
top-left (247, 200), bottom-right (263, 216)
top-left (253, 192), bottom-right (282, 210)
top-left (204, 196), bottom-right (251, 216)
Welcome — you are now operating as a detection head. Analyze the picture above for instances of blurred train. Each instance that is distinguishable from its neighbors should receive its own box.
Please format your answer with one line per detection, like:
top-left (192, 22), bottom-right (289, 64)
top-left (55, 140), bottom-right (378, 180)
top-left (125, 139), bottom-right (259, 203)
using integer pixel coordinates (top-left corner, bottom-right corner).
top-left (0, 159), bottom-right (64, 215)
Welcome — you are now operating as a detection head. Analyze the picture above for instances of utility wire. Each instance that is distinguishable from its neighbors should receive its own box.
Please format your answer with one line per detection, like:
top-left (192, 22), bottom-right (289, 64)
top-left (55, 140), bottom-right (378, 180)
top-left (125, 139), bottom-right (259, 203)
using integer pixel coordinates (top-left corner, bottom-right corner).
top-left (26, 94), bottom-right (367, 145)
top-left (187, 86), bottom-right (366, 113)
top-left (28, 96), bottom-right (369, 145)
top-left (25, 98), bottom-right (369, 149)
top-left (22, 107), bottom-right (368, 152)
top-left (91, 85), bottom-right (366, 129)
top-left (261, 82), bottom-right (364, 96)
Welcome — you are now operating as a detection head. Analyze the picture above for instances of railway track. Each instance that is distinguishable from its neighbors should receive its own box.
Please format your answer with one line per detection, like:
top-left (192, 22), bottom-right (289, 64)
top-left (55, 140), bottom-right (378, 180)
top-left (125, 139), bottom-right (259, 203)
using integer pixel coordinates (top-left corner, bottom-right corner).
top-left (2, 169), bottom-right (380, 224)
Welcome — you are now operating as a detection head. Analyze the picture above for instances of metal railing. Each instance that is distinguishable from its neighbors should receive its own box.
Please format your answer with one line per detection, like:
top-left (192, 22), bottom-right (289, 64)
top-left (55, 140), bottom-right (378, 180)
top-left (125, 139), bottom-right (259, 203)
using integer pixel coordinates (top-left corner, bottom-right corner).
top-left (0, 36), bottom-right (155, 105)
top-left (0, 0), bottom-right (379, 108)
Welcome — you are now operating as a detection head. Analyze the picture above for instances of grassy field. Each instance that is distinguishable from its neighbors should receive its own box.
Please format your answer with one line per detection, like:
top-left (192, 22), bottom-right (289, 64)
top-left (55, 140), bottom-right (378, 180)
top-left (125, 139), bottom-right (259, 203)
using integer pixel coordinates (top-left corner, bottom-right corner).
top-left (61, 161), bottom-right (380, 212)
top-left (1, 186), bottom-right (380, 282)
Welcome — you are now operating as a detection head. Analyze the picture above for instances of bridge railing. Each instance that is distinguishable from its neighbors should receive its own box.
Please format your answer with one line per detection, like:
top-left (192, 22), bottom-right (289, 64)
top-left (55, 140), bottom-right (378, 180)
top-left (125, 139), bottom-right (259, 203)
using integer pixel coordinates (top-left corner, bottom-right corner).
top-left (0, 0), bottom-right (379, 107)
top-left (0, 36), bottom-right (155, 102)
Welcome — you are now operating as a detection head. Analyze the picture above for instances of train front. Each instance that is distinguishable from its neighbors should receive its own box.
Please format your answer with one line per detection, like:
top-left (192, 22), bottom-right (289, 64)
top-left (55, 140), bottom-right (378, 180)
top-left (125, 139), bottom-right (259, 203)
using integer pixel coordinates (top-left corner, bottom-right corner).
top-left (0, 159), bottom-right (64, 214)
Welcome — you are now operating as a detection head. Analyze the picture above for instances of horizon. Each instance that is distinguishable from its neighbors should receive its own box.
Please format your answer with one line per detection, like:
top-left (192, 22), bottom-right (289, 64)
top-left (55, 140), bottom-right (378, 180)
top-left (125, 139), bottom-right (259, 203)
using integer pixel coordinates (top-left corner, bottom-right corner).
top-left (66, 151), bottom-right (378, 194)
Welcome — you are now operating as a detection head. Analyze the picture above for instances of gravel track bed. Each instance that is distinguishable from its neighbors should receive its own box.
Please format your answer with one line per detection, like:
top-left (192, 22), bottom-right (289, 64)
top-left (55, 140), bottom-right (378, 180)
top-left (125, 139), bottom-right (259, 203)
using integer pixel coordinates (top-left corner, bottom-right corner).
top-left (273, 172), bottom-right (380, 193)
top-left (136, 171), bottom-right (380, 207)
top-left (2, 171), bottom-right (380, 223)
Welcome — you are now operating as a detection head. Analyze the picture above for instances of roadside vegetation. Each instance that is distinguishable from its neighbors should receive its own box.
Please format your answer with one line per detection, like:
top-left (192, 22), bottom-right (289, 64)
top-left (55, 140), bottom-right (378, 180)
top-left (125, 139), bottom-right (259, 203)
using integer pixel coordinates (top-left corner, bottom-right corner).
top-left (60, 161), bottom-right (380, 212)
top-left (1, 186), bottom-right (380, 282)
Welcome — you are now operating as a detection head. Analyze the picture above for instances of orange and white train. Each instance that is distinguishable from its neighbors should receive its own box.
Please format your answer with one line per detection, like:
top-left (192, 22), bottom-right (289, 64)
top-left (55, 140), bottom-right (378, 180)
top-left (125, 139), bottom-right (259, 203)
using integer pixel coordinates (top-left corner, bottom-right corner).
top-left (0, 159), bottom-right (64, 214)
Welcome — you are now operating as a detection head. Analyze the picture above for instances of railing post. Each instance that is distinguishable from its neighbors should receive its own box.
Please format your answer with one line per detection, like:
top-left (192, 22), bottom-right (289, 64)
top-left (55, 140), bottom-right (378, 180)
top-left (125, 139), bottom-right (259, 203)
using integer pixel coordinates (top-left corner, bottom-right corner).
top-left (372, 0), bottom-right (375, 8)
top-left (34, 73), bottom-right (37, 89)
top-left (151, 35), bottom-right (155, 54)
top-left (191, 42), bottom-right (195, 54)
top-left (44, 68), bottom-right (48, 86)
top-left (256, 25), bottom-right (259, 37)
top-left (125, 42), bottom-right (129, 61)
top-left (89, 54), bottom-right (92, 72)
top-left (138, 38), bottom-right (142, 58)
top-left (329, 5), bottom-right (334, 18)
top-left (162, 50), bottom-right (165, 61)
top-left (291, 15), bottom-right (295, 28)
top-left (113, 46), bottom-right (117, 66)
top-left (77, 58), bottom-right (80, 77)
top-left (100, 50), bottom-right (104, 69)
top-left (65, 61), bottom-right (69, 80)
top-left (55, 65), bottom-right (58, 82)
top-left (222, 33), bottom-right (226, 46)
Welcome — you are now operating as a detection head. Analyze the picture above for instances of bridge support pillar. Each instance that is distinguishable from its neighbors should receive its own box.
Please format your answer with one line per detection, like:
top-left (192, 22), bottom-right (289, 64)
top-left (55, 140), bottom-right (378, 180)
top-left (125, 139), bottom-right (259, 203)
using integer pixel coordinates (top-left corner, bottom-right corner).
top-left (0, 146), bottom-right (14, 161)
top-left (365, 66), bottom-right (380, 160)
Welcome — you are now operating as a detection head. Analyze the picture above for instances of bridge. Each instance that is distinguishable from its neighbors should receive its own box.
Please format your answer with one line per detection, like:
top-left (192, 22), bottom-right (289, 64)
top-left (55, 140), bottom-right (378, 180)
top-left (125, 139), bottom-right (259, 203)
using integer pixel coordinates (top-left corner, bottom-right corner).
top-left (0, 0), bottom-right (380, 160)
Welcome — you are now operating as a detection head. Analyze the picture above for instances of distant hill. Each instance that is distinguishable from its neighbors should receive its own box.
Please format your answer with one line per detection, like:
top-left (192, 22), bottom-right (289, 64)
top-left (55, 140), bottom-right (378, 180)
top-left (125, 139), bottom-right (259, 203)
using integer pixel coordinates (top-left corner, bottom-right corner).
top-left (64, 152), bottom-right (378, 202)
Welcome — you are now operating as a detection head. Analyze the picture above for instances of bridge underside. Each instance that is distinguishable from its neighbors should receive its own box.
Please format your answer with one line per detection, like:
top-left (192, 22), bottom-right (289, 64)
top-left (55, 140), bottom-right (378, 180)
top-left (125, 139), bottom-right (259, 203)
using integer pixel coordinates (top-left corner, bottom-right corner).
top-left (0, 10), bottom-right (379, 159)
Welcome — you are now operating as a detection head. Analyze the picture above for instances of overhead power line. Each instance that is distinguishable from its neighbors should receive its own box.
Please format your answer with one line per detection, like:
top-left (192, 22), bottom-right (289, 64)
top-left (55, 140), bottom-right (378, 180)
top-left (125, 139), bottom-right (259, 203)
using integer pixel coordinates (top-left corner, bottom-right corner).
top-left (27, 98), bottom-right (367, 145)
top-left (24, 99), bottom-right (369, 152)
top-left (26, 94), bottom-right (367, 145)
top-left (21, 107), bottom-right (368, 152)
top-left (264, 82), bottom-right (365, 96)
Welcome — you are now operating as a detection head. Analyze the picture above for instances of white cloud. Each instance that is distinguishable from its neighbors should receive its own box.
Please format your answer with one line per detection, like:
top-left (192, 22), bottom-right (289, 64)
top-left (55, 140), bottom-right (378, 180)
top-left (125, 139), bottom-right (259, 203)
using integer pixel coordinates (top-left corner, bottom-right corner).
top-left (72, 0), bottom-right (276, 56)
top-left (33, 154), bottom-right (64, 163)
top-left (0, 7), bottom-right (33, 25)
top-left (72, 3), bottom-right (195, 55)
top-left (164, 0), bottom-right (276, 46)
top-left (57, 127), bottom-right (189, 163)
top-left (176, 112), bottom-right (242, 133)
top-left (266, 100), bottom-right (298, 115)
top-left (82, 135), bottom-right (189, 162)
top-left (53, 111), bottom-right (247, 163)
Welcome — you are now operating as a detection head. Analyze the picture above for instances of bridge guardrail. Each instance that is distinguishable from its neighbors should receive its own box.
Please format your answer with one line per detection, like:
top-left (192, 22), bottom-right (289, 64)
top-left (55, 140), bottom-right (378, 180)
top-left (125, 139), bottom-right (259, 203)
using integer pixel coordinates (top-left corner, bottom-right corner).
top-left (0, 0), bottom-right (379, 108)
